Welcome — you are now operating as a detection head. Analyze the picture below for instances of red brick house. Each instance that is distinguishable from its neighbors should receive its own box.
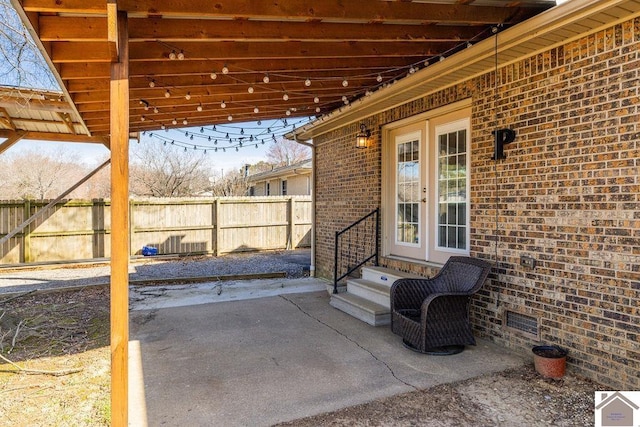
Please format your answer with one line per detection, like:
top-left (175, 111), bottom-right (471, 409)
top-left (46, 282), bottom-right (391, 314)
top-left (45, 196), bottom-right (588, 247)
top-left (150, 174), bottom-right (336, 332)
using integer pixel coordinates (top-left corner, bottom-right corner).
top-left (292, 0), bottom-right (640, 389)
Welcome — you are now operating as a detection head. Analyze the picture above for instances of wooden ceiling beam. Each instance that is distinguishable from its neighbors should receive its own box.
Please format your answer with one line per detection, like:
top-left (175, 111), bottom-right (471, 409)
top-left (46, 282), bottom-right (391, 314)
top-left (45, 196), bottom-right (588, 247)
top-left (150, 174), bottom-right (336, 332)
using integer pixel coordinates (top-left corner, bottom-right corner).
top-left (117, 0), bottom-right (545, 25)
top-left (0, 129), bottom-right (107, 144)
top-left (51, 40), bottom-right (453, 62)
top-left (25, 0), bottom-right (549, 24)
top-left (67, 72), bottom-right (382, 93)
top-left (60, 58), bottom-right (416, 80)
top-left (0, 131), bottom-right (27, 155)
top-left (39, 16), bottom-right (483, 42)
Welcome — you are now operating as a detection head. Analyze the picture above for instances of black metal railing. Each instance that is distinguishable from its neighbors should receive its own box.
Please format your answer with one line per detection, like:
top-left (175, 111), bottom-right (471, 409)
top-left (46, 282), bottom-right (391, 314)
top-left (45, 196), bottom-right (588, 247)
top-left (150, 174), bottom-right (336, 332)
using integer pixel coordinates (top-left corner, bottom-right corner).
top-left (333, 208), bottom-right (380, 294)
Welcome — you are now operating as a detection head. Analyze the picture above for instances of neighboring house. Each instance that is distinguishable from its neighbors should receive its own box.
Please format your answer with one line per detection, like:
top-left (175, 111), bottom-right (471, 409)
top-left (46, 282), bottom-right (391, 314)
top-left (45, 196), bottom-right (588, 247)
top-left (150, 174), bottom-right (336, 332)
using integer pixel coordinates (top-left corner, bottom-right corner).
top-left (292, 2), bottom-right (640, 390)
top-left (247, 159), bottom-right (312, 196)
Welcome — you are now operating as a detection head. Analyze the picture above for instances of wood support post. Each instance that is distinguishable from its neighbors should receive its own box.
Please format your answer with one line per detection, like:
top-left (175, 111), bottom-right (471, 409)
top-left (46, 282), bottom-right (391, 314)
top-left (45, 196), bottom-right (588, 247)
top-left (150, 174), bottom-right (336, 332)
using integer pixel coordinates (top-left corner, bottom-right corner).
top-left (109, 9), bottom-right (129, 427)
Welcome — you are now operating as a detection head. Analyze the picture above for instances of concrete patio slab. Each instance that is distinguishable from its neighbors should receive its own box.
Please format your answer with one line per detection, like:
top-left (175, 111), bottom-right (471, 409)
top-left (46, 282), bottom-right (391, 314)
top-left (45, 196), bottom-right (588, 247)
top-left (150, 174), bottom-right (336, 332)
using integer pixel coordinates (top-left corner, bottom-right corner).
top-left (129, 289), bottom-right (527, 426)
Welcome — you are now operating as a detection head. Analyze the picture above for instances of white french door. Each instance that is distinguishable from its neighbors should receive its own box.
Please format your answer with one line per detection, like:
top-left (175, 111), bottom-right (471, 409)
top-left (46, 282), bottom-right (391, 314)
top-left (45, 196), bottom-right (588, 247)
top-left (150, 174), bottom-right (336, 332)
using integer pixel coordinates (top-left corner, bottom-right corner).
top-left (384, 106), bottom-right (471, 263)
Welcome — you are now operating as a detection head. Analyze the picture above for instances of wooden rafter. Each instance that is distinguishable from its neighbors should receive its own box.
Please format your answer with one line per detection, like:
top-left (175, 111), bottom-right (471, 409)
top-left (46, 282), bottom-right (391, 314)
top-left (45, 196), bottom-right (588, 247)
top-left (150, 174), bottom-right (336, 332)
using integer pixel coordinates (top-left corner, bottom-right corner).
top-left (56, 112), bottom-right (77, 134)
top-left (0, 107), bottom-right (17, 130)
top-left (0, 130), bottom-right (27, 155)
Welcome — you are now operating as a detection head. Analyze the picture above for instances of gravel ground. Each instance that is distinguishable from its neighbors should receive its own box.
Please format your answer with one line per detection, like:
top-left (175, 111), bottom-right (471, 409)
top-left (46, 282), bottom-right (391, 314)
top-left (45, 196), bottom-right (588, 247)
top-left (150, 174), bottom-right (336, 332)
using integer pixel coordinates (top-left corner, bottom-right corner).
top-left (0, 249), bottom-right (311, 294)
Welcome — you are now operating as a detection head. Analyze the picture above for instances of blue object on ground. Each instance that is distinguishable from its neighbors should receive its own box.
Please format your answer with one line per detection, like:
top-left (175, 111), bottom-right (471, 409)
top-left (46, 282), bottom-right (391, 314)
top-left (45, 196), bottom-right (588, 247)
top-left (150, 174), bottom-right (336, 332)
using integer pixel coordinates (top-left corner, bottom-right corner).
top-left (142, 246), bottom-right (158, 256)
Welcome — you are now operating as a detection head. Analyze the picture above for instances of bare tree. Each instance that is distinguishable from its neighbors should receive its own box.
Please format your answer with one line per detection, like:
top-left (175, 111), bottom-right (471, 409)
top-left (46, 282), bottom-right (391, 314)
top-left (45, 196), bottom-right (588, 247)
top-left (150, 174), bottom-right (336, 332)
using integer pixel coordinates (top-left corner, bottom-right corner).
top-left (0, 148), bottom-right (102, 200)
top-left (209, 169), bottom-right (250, 197)
top-left (266, 137), bottom-right (310, 166)
top-left (129, 141), bottom-right (211, 197)
top-left (0, 0), bottom-right (57, 89)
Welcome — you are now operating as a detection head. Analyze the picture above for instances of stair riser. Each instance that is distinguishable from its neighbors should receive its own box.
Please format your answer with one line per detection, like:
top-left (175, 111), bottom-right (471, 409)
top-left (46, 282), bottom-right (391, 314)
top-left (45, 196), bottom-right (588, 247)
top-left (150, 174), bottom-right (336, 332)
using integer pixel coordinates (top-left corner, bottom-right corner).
top-left (361, 269), bottom-right (403, 287)
top-left (330, 298), bottom-right (390, 326)
top-left (348, 283), bottom-right (390, 308)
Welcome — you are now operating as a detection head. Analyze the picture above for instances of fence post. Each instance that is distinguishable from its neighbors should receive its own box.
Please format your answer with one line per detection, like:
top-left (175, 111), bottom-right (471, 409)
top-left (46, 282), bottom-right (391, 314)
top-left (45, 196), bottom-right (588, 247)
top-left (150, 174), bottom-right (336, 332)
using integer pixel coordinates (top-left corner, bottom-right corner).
top-left (23, 199), bottom-right (31, 263)
top-left (288, 197), bottom-right (295, 250)
top-left (214, 198), bottom-right (221, 255)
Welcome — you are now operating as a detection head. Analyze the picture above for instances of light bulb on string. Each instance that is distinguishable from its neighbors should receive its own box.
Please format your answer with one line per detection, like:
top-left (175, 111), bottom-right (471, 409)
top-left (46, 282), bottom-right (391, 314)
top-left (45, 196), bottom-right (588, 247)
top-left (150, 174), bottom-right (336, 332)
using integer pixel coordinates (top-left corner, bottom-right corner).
top-left (190, 135), bottom-right (194, 140)
top-left (376, 74), bottom-right (383, 83)
top-left (169, 50), bottom-right (177, 60)
top-left (200, 127), bottom-right (204, 132)
top-left (177, 50), bottom-right (184, 60)
top-left (254, 107), bottom-right (259, 113)
top-left (228, 115), bottom-right (233, 121)
top-left (185, 92), bottom-right (191, 100)
top-left (263, 74), bottom-right (270, 83)
top-left (161, 124), bottom-right (166, 130)
top-left (141, 115), bottom-right (145, 121)
top-left (285, 109), bottom-right (291, 116)
top-left (210, 72), bottom-right (217, 80)
top-left (220, 101), bottom-right (226, 108)
top-left (248, 86), bottom-right (254, 94)
top-left (257, 120), bottom-right (262, 125)
top-left (165, 89), bottom-right (171, 98)
top-left (314, 96), bottom-right (319, 103)
top-left (304, 78), bottom-right (311, 87)
top-left (282, 93), bottom-right (289, 101)
top-left (172, 118), bottom-right (177, 125)
top-left (183, 119), bottom-right (188, 125)
top-left (154, 107), bottom-right (159, 113)
top-left (342, 78), bottom-right (349, 87)
top-left (197, 104), bottom-right (203, 112)
top-left (222, 65), bottom-right (229, 74)
top-left (149, 80), bottom-right (155, 88)
top-left (315, 107), bottom-right (321, 113)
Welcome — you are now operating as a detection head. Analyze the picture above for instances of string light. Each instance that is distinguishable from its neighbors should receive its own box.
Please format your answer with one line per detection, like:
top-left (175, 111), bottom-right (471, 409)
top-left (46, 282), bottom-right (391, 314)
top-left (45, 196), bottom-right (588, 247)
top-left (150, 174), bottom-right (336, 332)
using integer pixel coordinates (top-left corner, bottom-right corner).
top-left (282, 93), bottom-right (289, 101)
top-left (222, 65), bottom-right (229, 74)
top-left (342, 78), bottom-right (349, 87)
top-left (248, 86), bottom-right (254, 94)
top-left (165, 89), bottom-right (171, 98)
top-left (154, 107), bottom-right (159, 114)
top-left (183, 119), bottom-right (188, 125)
top-left (149, 80), bottom-right (155, 88)
top-left (177, 50), bottom-right (185, 60)
top-left (220, 101), bottom-right (226, 108)
top-left (263, 74), bottom-right (270, 83)
top-left (228, 115), bottom-right (233, 121)
top-left (141, 115), bottom-right (145, 121)
top-left (254, 107), bottom-right (259, 113)
top-left (172, 119), bottom-right (177, 125)
top-left (304, 78), bottom-right (311, 87)
top-left (210, 72), bottom-right (217, 80)
top-left (313, 96), bottom-right (319, 103)
top-left (197, 104), bottom-right (203, 112)
top-left (169, 50), bottom-right (177, 60)
top-left (185, 92), bottom-right (191, 100)
top-left (376, 74), bottom-right (383, 82)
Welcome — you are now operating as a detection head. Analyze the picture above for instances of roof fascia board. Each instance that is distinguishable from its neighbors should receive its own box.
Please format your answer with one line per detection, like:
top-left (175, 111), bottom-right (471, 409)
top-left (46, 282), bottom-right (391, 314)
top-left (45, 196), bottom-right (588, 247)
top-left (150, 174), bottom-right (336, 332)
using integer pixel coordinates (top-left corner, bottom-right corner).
top-left (291, 0), bottom-right (632, 141)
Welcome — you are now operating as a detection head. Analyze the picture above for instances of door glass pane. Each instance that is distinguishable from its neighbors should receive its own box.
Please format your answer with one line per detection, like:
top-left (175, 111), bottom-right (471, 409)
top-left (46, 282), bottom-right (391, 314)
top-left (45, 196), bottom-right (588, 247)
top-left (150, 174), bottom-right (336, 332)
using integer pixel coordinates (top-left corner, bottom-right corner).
top-left (397, 139), bottom-right (420, 245)
top-left (437, 129), bottom-right (467, 250)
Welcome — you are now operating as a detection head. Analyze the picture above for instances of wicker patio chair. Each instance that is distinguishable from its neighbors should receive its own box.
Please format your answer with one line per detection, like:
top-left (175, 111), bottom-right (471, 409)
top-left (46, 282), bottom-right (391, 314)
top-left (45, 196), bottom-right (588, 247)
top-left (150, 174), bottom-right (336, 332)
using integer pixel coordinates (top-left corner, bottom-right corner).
top-left (390, 256), bottom-right (492, 355)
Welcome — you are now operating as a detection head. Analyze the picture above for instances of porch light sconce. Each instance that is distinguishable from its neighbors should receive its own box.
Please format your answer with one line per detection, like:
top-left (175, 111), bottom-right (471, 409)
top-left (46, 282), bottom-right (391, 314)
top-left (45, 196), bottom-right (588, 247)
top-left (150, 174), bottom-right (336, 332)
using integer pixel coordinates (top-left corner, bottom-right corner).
top-left (355, 123), bottom-right (371, 149)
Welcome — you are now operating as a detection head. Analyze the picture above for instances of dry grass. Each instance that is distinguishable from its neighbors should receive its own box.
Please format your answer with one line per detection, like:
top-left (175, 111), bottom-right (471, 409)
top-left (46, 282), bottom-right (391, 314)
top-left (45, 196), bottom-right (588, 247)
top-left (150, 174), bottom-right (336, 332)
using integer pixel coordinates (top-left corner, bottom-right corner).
top-left (0, 287), bottom-right (110, 426)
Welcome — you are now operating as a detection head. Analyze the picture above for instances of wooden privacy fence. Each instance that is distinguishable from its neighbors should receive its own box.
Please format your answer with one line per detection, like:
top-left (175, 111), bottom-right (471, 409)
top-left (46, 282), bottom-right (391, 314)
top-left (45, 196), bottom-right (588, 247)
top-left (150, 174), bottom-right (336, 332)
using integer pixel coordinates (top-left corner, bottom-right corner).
top-left (0, 196), bottom-right (312, 264)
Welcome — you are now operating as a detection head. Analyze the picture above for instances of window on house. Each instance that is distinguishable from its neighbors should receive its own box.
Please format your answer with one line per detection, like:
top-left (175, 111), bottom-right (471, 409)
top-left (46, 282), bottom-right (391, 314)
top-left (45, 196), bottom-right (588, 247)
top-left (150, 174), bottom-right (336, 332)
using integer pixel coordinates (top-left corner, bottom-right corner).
top-left (383, 104), bottom-right (471, 264)
top-left (249, 186), bottom-right (255, 196)
top-left (266, 182), bottom-right (270, 196)
top-left (281, 180), bottom-right (287, 196)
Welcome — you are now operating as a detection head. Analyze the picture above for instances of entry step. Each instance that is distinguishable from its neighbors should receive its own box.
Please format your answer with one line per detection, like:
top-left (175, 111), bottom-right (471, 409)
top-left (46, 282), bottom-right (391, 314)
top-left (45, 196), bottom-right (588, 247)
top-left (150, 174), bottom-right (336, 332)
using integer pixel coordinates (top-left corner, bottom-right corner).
top-left (329, 292), bottom-right (390, 327)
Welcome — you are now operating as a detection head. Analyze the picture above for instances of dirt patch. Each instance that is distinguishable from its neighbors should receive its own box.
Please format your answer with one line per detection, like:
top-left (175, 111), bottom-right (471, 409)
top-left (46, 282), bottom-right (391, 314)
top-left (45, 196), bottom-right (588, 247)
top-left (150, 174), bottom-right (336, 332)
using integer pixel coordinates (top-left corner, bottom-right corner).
top-left (1, 286), bottom-right (599, 426)
top-left (276, 366), bottom-right (597, 426)
top-left (0, 287), bottom-right (110, 426)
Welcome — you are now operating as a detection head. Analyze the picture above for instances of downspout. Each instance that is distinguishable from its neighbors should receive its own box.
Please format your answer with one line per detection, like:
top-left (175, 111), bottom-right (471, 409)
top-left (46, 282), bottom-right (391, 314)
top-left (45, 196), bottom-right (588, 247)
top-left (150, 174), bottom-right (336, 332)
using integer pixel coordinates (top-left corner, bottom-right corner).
top-left (293, 137), bottom-right (315, 277)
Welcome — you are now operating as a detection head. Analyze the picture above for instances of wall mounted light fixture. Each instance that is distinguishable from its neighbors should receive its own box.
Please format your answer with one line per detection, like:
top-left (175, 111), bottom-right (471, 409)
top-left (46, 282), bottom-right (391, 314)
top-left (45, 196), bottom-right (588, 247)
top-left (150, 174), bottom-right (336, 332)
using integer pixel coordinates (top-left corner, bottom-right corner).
top-left (355, 123), bottom-right (371, 149)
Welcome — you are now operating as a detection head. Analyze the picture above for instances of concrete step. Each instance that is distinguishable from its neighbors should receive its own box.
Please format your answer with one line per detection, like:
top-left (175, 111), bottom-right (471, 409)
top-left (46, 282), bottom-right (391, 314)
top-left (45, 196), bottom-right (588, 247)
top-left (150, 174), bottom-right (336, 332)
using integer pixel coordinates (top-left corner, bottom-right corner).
top-left (347, 278), bottom-right (390, 309)
top-left (361, 266), bottom-right (425, 287)
top-left (329, 293), bottom-right (390, 326)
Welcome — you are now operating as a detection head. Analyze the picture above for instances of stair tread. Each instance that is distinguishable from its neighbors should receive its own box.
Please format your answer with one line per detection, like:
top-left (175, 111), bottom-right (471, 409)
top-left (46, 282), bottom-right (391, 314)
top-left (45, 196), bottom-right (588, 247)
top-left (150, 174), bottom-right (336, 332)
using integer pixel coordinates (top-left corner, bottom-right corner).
top-left (331, 292), bottom-right (389, 314)
top-left (362, 266), bottom-right (426, 280)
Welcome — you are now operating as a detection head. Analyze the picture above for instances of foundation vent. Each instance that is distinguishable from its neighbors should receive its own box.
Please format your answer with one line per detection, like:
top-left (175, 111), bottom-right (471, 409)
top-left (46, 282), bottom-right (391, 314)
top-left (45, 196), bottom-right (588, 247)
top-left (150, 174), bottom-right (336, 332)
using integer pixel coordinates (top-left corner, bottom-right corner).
top-left (505, 310), bottom-right (539, 338)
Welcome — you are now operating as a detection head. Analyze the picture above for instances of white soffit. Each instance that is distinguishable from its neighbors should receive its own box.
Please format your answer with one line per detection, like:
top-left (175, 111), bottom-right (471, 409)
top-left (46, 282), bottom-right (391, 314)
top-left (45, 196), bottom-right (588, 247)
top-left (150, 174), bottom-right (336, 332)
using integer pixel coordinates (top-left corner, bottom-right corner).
top-left (291, 0), bottom-right (640, 141)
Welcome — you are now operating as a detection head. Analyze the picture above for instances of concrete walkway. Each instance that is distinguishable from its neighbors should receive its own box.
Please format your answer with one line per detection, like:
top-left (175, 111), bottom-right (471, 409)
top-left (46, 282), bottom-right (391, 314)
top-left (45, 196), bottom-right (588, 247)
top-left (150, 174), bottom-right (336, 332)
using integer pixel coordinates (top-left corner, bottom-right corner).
top-left (129, 288), bottom-right (527, 426)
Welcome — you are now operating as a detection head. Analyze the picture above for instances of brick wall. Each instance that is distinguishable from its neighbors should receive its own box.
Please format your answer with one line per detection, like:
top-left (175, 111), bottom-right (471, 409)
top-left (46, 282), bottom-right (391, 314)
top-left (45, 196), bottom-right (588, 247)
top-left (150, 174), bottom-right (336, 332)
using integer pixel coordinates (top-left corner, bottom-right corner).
top-left (314, 17), bottom-right (639, 389)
